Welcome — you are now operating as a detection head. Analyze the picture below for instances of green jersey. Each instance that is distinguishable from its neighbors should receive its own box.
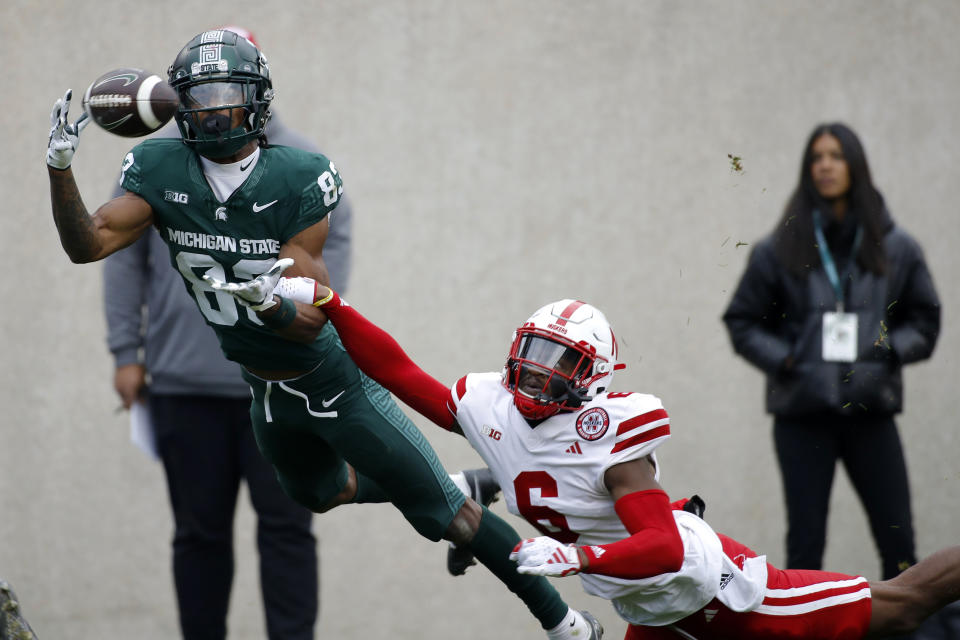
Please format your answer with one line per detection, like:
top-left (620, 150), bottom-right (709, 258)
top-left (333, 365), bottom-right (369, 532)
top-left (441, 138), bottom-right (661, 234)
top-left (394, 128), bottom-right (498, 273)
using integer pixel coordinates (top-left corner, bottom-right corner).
top-left (119, 138), bottom-right (343, 370)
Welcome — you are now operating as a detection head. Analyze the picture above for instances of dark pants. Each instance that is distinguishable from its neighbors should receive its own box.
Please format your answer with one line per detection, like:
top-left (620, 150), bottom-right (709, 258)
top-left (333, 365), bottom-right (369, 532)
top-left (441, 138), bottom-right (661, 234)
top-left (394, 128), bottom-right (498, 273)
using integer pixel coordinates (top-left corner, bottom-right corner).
top-left (774, 413), bottom-right (915, 581)
top-left (150, 394), bottom-right (318, 640)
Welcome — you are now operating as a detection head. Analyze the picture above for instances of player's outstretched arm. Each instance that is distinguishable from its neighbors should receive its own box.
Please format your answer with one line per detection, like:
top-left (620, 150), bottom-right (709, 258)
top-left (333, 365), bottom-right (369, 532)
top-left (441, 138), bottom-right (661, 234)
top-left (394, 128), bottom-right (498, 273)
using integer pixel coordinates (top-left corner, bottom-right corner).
top-left (262, 221), bottom-right (332, 342)
top-left (868, 545), bottom-right (960, 636)
top-left (312, 286), bottom-right (458, 431)
top-left (250, 273), bottom-right (458, 429)
top-left (205, 258), bottom-right (295, 311)
top-left (47, 90), bottom-right (153, 262)
top-left (511, 457), bottom-right (684, 579)
top-left (204, 221), bottom-right (332, 344)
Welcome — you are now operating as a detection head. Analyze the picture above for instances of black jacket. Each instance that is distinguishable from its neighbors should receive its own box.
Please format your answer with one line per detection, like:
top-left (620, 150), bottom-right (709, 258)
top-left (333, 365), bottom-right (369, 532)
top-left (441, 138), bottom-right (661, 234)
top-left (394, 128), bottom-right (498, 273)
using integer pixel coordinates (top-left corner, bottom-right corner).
top-left (723, 209), bottom-right (940, 418)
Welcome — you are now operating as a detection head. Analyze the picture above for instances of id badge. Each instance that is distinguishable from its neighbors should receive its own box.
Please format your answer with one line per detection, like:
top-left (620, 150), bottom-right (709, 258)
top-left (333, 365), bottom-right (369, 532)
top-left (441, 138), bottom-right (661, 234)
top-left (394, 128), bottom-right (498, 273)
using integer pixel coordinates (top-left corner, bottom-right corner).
top-left (822, 311), bottom-right (858, 362)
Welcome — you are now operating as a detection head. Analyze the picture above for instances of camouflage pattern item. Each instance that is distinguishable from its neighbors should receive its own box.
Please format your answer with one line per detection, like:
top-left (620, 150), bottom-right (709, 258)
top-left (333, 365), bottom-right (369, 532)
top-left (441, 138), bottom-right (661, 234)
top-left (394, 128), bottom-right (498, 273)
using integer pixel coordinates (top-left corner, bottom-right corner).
top-left (0, 581), bottom-right (38, 640)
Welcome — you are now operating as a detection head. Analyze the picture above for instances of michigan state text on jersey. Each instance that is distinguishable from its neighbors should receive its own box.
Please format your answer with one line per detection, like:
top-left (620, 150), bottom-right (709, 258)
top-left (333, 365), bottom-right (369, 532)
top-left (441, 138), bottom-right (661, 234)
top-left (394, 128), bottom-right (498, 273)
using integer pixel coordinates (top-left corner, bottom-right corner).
top-left (119, 138), bottom-right (342, 371)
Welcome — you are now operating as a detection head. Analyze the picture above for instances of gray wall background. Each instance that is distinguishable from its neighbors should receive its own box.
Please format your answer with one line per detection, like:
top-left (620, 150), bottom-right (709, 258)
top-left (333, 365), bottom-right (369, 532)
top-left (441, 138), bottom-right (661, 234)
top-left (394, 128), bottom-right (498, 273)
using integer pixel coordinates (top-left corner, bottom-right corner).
top-left (2, 2), bottom-right (958, 638)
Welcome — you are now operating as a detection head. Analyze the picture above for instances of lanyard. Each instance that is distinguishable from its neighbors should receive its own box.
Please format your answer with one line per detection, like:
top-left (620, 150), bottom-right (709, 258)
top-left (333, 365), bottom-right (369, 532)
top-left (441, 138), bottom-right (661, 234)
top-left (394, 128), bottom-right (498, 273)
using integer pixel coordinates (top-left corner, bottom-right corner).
top-left (812, 209), bottom-right (862, 312)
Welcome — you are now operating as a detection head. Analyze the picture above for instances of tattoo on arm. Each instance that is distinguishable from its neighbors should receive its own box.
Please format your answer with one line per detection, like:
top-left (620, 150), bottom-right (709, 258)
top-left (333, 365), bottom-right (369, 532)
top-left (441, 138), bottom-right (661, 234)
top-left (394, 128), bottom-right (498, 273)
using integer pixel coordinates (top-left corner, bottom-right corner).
top-left (49, 168), bottom-right (101, 263)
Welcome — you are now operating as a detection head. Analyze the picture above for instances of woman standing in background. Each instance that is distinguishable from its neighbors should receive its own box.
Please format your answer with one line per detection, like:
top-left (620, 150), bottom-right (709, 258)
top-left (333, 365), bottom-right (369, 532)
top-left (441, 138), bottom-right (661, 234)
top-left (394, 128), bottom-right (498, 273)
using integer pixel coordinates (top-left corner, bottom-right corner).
top-left (722, 123), bottom-right (940, 580)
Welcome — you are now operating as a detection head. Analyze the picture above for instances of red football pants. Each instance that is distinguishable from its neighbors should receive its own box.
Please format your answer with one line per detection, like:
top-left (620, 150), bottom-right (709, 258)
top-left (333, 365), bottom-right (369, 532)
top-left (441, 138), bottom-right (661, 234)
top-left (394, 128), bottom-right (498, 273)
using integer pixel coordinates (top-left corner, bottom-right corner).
top-left (624, 533), bottom-right (872, 640)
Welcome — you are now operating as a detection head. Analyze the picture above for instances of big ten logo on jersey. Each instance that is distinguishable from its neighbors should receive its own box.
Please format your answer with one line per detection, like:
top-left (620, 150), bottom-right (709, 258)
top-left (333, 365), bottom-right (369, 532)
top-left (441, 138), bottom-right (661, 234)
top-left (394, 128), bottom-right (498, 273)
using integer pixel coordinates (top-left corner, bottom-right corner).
top-left (575, 407), bottom-right (610, 441)
top-left (164, 190), bottom-right (189, 204)
top-left (481, 425), bottom-right (502, 441)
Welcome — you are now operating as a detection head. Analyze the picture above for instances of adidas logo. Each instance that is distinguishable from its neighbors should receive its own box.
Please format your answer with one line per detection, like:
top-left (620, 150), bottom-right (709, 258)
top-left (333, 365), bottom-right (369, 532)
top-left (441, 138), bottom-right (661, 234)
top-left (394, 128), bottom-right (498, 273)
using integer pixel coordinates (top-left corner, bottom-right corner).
top-left (565, 442), bottom-right (583, 455)
top-left (719, 572), bottom-right (734, 590)
top-left (704, 608), bottom-right (719, 623)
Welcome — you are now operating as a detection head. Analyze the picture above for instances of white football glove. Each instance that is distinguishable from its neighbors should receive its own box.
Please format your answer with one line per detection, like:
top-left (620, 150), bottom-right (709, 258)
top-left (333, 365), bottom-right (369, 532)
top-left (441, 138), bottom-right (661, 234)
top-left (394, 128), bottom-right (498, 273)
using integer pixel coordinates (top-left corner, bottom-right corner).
top-left (47, 89), bottom-right (90, 170)
top-left (509, 536), bottom-right (582, 577)
top-left (203, 258), bottom-right (294, 311)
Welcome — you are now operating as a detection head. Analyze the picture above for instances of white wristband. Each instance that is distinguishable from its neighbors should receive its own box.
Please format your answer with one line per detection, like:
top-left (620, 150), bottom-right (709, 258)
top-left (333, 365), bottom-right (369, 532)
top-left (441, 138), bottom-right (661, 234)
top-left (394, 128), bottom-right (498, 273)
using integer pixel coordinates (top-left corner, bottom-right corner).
top-left (273, 276), bottom-right (317, 305)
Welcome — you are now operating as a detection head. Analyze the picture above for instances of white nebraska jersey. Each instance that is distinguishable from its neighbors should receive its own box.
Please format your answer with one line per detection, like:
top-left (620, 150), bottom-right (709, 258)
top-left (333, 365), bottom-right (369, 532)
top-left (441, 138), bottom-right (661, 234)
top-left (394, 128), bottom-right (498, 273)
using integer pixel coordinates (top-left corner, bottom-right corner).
top-left (449, 372), bottom-right (761, 626)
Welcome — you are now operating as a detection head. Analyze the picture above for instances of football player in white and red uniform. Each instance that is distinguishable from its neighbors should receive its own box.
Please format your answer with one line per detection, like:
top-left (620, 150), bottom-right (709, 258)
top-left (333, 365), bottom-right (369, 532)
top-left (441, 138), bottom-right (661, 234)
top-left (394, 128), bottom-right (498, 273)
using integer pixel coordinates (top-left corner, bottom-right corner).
top-left (229, 274), bottom-right (960, 640)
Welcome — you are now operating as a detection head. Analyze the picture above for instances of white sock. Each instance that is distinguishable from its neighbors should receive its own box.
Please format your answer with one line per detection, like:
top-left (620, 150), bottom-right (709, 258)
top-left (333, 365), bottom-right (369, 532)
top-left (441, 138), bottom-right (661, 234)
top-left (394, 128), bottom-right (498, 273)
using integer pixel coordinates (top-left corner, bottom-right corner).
top-left (449, 472), bottom-right (470, 497)
top-left (545, 608), bottom-right (590, 640)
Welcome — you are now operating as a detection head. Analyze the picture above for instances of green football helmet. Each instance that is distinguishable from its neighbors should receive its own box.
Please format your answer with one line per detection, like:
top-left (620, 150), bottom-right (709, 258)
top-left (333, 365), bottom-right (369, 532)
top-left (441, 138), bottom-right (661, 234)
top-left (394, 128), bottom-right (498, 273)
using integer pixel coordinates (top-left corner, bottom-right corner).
top-left (167, 29), bottom-right (274, 158)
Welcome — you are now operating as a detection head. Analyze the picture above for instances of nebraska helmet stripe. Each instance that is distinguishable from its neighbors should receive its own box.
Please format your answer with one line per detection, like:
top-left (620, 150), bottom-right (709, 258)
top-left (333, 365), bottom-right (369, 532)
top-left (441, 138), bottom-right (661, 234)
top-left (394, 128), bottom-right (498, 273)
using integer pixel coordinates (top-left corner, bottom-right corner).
top-left (553, 300), bottom-right (586, 326)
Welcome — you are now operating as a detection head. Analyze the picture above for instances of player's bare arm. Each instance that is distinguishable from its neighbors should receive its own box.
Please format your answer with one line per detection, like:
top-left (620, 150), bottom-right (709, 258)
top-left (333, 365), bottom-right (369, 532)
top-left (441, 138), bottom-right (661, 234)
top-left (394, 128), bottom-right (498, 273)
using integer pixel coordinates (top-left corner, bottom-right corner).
top-left (47, 89), bottom-right (154, 263)
top-left (280, 219), bottom-right (331, 283)
top-left (205, 219), bottom-right (334, 345)
top-left (603, 455), bottom-right (662, 500)
top-left (865, 545), bottom-right (960, 636)
top-left (257, 218), bottom-right (331, 342)
top-left (49, 175), bottom-right (154, 263)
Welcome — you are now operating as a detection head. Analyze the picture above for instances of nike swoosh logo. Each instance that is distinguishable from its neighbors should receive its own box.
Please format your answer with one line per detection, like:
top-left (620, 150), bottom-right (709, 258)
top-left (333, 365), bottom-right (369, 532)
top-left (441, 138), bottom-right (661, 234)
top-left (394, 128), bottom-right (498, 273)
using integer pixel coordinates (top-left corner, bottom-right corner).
top-left (252, 199), bottom-right (278, 213)
top-left (240, 159), bottom-right (253, 171)
top-left (321, 390), bottom-right (345, 408)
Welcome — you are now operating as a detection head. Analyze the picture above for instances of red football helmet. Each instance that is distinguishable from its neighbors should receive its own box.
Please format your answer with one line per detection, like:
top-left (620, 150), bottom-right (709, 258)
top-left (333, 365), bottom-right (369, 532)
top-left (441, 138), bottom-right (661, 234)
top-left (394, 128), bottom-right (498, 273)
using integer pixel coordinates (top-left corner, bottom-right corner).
top-left (219, 25), bottom-right (261, 48)
top-left (503, 300), bottom-right (624, 421)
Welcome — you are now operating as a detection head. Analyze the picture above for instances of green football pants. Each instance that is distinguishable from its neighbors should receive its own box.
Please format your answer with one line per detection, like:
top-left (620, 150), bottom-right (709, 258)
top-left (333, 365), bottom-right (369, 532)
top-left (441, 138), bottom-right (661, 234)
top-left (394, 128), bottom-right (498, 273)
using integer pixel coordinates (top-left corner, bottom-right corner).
top-left (241, 347), bottom-right (464, 541)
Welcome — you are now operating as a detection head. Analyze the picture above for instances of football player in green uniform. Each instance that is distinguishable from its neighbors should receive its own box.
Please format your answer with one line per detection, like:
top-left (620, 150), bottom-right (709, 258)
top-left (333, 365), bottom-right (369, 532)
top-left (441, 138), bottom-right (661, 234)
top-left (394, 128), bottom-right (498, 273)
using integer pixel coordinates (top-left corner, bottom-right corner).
top-left (46, 30), bottom-right (601, 639)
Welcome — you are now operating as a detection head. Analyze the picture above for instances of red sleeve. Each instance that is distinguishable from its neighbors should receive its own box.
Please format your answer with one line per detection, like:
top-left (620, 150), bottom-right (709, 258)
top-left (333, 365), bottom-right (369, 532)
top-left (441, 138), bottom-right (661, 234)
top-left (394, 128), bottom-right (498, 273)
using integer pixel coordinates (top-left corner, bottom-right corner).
top-left (320, 291), bottom-right (456, 430)
top-left (578, 489), bottom-right (684, 579)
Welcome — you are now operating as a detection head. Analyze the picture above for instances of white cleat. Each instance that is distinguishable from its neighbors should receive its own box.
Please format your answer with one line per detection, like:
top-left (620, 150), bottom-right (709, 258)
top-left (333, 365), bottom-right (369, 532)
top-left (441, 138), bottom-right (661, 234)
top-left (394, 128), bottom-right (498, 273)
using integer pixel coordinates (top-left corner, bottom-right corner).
top-left (578, 611), bottom-right (604, 639)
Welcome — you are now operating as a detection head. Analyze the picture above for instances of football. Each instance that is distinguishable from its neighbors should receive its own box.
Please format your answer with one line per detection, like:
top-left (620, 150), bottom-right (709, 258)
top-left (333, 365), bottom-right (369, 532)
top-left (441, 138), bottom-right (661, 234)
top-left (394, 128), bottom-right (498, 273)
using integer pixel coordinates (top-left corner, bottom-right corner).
top-left (82, 68), bottom-right (178, 137)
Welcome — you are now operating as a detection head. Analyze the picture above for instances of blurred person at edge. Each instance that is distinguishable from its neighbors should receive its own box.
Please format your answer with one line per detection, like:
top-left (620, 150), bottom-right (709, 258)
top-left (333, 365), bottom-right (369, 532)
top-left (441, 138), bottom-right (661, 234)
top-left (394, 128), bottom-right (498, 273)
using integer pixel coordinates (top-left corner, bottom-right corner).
top-left (722, 122), bottom-right (940, 582)
top-left (103, 26), bottom-right (352, 640)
